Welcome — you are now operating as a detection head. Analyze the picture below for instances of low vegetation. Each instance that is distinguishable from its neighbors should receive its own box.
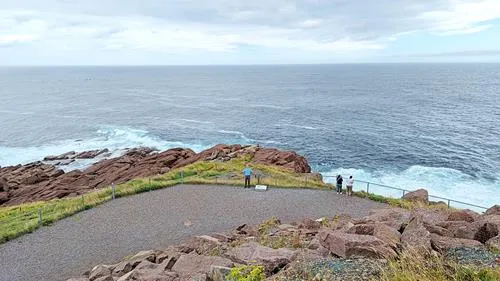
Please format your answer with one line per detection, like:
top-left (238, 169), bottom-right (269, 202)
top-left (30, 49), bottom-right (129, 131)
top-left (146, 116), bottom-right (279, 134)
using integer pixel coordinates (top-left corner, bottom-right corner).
top-left (378, 249), bottom-right (500, 281)
top-left (228, 265), bottom-right (266, 281)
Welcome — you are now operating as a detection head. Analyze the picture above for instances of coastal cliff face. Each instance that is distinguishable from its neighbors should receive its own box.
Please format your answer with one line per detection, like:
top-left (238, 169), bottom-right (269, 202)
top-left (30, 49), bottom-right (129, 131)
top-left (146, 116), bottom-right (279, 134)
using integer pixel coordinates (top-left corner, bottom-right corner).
top-left (0, 144), bottom-right (311, 206)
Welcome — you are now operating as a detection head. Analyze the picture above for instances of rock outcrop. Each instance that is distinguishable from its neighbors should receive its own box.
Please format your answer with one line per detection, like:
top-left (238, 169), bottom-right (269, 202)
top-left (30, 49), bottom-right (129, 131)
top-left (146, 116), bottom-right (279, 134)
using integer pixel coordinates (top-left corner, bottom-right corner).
top-left (402, 188), bottom-right (429, 204)
top-left (0, 144), bottom-right (312, 206)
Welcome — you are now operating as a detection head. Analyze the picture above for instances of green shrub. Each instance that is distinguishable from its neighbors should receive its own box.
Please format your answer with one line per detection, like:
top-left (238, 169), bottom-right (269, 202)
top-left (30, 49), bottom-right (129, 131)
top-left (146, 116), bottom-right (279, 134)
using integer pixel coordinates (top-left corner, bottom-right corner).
top-left (228, 265), bottom-right (265, 281)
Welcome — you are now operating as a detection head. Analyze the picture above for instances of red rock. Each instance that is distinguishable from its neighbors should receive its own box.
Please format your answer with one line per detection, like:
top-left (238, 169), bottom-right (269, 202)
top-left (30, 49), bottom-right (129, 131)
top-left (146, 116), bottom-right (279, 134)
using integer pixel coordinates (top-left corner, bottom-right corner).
top-left (447, 209), bottom-right (479, 223)
top-left (296, 218), bottom-right (321, 230)
top-left (357, 208), bottom-right (411, 231)
top-left (401, 215), bottom-right (432, 253)
top-left (187, 235), bottom-right (222, 255)
top-left (486, 235), bottom-right (500, 251)
top-left (485, 205), bottom-right (500, 216)
top-left (319, 230), bottom-right (397, 259)
top-left (402, 189), bottom-right (429, 204)
top-left (347, 223), bottom-right (401, 250)
top-left (0, 177), bottom-right (8, 192)
top-left (252, 148), bottom-right (311, 173)
top-left (171, 253), bottom-right (233, 277)
top-left (0, 144), bottom-right (314, 206)
top-left (75, 149), bottom-right (110, 159)
top-left (0, 192), bottom-right (8, 204)
top-left (224, 242), bottom-right (297, 274)
top-left (235, 224), bottom-right (259, 237)
top-left (424, 222), bottom-right (455, 237)
top-left (430, 234), bottom-right (484, 253)
top-left (43, 151), bottom-right (76, 161)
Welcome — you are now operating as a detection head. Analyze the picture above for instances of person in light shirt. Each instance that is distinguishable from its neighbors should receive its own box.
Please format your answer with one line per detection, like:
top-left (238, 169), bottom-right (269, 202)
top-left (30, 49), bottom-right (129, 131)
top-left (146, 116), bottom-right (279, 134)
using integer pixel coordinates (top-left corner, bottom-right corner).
top-left (346, 175), bottom-right (354, 196)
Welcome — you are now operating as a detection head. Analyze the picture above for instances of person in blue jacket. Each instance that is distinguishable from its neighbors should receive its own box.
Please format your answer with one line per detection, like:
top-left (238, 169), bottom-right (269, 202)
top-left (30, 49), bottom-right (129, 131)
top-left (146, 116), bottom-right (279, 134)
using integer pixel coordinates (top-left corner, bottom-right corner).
top-left (242, 164), bottom-right (253, 188)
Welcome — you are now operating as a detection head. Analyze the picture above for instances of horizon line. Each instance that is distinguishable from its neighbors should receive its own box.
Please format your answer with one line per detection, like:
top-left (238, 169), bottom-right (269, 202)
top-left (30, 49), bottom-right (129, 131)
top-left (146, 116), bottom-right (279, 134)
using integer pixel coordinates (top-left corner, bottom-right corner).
top-left (2, 62), bottom-right (500, 67)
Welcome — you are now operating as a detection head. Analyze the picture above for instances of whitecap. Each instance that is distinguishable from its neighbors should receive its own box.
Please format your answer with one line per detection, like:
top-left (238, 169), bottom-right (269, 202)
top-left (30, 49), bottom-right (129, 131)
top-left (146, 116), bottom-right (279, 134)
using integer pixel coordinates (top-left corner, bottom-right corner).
top-left (279, 124), bottom-right (321, 130)
top-left (0, 126), bottom-right (211, 169)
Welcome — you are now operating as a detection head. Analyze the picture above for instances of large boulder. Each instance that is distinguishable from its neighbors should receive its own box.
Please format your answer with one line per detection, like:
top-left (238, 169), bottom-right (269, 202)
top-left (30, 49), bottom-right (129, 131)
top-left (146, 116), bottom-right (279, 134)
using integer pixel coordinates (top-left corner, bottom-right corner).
top-left (188, 235), bottom-right (223, 255)
top-left (112, 250), bottom-right (159, 277)
top-left (401, 216), bottom-right (432, 253)
top-left (486, 235), bottom-right (500, 251)
top-left (116, 260), bottom-right (178, 281)
top-left (430, 234), bottom-right (484, 253)
top-left (484, 205), bottom-right (500, 216)
top-left (319, 230), bottom-right (397, 260)
top-left (447, 209), bottom-right (479, 223)
top-left (402, 189), bottom-right (428, 204)
top-left (356, 208), bottom-right (411, 231)
top-left (89, 265), bottom-right (112, 281)
top-left (171, 253), bottom-right (233, 277)
top-left (252, 148), bottom-right (311, 173)
top-left (424, 222), bottom-right (455, 237)
top-left (346, 223), bottom-right (401, 250)
top-left (225, 242), bottom-right (297, 274)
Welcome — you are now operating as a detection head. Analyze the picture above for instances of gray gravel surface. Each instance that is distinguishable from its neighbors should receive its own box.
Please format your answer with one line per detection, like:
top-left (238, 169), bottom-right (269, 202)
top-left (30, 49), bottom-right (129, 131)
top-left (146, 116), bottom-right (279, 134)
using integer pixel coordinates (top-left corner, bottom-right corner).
top-left (0, 184), bottom-right (385, 281)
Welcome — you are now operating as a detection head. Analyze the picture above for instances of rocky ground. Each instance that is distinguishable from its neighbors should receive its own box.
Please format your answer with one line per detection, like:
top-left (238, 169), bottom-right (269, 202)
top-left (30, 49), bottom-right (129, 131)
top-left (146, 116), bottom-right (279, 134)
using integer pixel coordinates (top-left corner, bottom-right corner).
top-left (0, 144), bottom-right (311, 206)
top-left (67, 203), bottom-right (500, 281)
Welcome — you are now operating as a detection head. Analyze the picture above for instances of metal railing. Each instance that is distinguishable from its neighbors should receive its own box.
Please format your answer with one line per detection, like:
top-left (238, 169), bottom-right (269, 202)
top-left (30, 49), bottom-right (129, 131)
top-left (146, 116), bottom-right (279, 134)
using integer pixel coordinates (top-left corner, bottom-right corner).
top-left (322, 176), bottom-right (489, 210)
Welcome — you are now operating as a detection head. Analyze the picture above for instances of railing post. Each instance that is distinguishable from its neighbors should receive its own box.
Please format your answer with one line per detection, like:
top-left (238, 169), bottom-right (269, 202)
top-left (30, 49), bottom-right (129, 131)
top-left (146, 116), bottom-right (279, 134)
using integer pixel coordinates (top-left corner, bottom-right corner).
top-left (81, 195), bottom-right (84, 206)
top-left (180, 171), bottom-right (184, 184)
top-left (304, 175), bottom-right (308, 188)
top-left (402, 190), bottom-right (406, 198)
top-left (447, 200), bottom-right (451, 208)
top-left (112, 183), bottom-right (115, 200)
top-left (366, 182), bottom-right (370, 194)
top-left (38, 209), bottom-right (42, 227)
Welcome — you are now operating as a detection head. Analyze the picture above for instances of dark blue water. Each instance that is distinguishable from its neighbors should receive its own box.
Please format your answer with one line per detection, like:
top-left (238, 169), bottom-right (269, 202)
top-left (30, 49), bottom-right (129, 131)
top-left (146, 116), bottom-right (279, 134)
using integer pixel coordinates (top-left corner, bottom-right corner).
top-left (0, 64), bottom-right (499, 207)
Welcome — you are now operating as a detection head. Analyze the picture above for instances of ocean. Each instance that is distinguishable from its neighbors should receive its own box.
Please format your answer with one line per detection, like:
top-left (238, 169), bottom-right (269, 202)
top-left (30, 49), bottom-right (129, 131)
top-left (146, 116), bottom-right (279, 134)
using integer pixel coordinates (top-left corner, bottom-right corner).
top-left (0, 64), bottom-right (499, 208)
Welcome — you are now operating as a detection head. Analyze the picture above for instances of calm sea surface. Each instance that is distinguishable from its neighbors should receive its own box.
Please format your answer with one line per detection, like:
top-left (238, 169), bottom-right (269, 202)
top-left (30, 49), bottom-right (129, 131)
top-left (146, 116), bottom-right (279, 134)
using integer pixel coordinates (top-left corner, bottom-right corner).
top-left (0, 64), bottom-right (499, 207)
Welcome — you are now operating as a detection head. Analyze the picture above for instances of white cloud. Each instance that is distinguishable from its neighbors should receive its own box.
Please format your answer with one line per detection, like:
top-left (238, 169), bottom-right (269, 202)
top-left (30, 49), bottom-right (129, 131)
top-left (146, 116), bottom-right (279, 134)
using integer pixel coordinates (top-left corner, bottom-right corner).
top-left (0, 0), bottom-right (499, 64)
top-left (420, 0), bottom-right (500, 34)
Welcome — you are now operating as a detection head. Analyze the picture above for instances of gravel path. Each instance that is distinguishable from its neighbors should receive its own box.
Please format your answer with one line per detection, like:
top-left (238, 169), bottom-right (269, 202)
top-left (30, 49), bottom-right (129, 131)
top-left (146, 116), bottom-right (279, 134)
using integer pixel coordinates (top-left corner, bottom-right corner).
top-left (0, 184), bottom-right (385, 281)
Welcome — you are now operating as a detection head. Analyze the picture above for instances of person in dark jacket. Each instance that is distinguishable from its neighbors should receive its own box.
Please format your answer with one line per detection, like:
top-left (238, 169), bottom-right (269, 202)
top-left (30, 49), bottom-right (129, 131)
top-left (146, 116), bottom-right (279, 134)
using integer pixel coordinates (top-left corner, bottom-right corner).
top-left (336, 175), bottom-right (343, 194)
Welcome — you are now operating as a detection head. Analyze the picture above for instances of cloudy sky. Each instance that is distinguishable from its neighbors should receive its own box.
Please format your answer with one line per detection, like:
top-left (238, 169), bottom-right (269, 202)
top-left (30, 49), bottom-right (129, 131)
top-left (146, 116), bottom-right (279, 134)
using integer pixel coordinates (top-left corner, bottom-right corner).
top-left (1, 0), bottom-right (500, 65)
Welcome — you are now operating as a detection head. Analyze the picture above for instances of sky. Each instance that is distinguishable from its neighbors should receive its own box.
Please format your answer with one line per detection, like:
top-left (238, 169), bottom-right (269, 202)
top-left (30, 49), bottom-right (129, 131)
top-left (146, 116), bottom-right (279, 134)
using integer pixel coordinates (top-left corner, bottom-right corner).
top-left (1, 0), bottom-right (500, 65)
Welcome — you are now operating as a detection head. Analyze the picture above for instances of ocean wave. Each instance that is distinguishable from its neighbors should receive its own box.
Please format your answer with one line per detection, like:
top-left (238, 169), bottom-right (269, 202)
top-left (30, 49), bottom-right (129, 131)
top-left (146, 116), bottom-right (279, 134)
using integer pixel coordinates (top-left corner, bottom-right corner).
top-left (279, 124), bottom-right (321, 130)
top-left (322, 166), bottom-right (500, 211)
top-left (0, 126), bottom-right (210, 169)
top-left (177, 119), bottom-right (214, 125)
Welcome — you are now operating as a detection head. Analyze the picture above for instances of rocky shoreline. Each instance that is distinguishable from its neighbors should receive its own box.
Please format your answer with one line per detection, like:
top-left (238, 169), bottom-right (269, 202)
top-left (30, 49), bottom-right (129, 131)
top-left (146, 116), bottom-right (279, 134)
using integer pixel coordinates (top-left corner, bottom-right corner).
top-left (67, 205), bottom-right (500, 281)
top-left (0, 144), bottom-right (311, 206)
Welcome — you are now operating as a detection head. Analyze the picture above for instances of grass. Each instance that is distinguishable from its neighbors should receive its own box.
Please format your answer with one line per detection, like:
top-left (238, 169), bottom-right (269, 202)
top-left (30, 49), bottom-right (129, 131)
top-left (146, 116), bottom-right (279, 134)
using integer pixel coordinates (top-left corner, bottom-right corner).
top-left (0, 156), bottom-right (329, 244)
top-left (353, 190), bottom-right (452, 211)
top-left (378, 249), bottom-right (500, 281)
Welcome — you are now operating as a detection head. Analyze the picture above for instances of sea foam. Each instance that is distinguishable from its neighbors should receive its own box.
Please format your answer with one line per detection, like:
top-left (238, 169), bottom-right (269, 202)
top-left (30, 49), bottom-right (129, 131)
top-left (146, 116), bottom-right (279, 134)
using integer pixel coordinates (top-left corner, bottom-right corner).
top-left (322, 166), bottom-right (499, 211)
top-left (0, 126), bottom-right (210, 169)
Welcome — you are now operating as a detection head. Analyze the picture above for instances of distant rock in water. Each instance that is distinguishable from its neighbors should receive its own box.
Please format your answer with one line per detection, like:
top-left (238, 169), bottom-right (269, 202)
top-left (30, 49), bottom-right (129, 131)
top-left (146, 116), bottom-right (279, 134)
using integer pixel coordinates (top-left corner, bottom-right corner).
top-left (0, 144), bottom-right (312, 206)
